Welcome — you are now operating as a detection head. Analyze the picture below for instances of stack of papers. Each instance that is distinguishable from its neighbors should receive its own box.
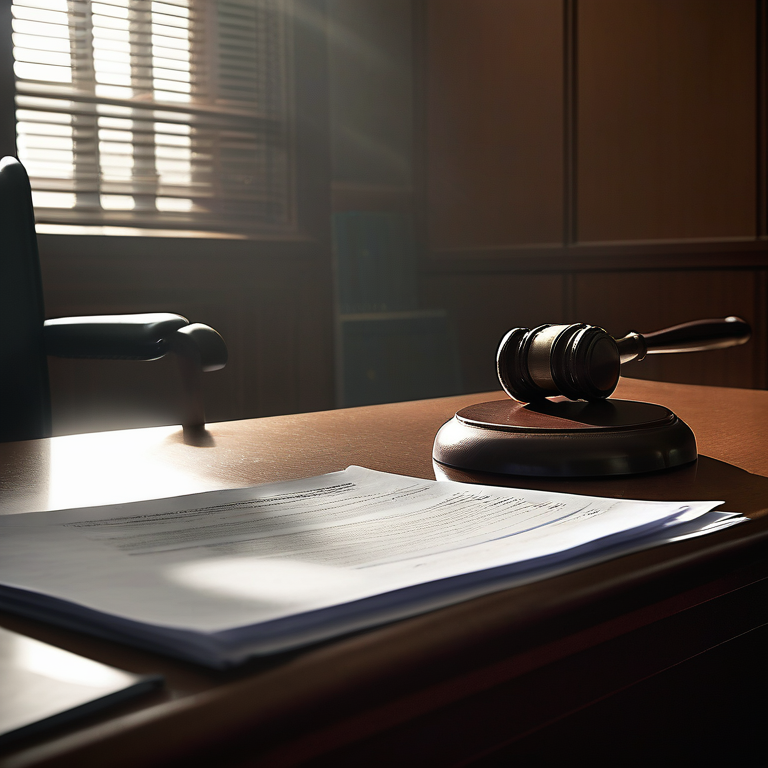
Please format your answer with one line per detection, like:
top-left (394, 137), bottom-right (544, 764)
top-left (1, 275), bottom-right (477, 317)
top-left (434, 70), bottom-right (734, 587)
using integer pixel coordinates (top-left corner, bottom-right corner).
top-left (0, 467), bottom-right (744, 667)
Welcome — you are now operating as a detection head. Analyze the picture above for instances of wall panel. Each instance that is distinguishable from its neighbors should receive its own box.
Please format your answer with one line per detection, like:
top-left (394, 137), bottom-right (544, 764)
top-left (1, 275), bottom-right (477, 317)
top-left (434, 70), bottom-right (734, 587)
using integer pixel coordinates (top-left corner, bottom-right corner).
top-left (577, 0), bottom-right (757, 242)
top-left (573, 269), bottom-right (764, 389)
top-left (421, 1), bottom-right (767, 394)
top-left (425, 0), bottom-right (564, 250)
top-left (422, 273), bottom-right (566, 393)
top-left (39, 236), bottom-right (335, 436)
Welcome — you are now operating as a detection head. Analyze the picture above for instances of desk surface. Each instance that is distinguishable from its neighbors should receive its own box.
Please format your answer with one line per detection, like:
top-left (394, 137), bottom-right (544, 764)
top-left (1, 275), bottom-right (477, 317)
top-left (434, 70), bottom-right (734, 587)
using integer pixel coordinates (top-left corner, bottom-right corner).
top-left (1, 378), bottom-right (768, 767)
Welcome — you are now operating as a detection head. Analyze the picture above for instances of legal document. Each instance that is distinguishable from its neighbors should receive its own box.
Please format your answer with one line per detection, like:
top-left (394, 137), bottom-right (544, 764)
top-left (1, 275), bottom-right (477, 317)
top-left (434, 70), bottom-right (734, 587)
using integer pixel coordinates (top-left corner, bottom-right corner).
top-left (0, 467), bottom-right (743, 666)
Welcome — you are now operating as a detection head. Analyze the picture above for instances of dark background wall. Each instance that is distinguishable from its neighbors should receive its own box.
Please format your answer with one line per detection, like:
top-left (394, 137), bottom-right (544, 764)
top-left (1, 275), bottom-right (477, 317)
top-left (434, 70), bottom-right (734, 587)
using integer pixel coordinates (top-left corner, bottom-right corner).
top-left (421, 0), bottom-right (767, 395)
top-left (31, 0), bottom-right (768, 434)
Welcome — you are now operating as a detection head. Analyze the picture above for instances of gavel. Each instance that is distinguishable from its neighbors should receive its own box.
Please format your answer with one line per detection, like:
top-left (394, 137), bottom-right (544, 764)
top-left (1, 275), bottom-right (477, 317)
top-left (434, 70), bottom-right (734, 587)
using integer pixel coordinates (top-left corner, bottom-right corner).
top-left (496, 316), bottom-right (751, 403)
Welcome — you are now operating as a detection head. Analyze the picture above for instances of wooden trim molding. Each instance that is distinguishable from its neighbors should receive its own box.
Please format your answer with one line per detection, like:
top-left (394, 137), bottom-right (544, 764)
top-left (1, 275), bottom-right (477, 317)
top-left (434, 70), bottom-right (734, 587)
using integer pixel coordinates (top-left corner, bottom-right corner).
top-left (330, 183), bottom-right (414, 214)
top-left (424, 239), bottom-right (768, 274)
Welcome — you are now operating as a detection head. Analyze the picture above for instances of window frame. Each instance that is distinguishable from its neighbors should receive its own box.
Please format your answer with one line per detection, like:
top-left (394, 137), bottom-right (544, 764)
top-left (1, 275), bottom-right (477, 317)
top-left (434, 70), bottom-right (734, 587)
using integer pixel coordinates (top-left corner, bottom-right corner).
top-left (0, 0), bottom-right (331, 253)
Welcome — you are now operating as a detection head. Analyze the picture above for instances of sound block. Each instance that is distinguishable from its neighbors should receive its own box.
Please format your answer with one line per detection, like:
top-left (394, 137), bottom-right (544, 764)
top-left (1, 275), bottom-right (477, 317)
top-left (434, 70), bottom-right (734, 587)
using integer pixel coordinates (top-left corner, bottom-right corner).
top-left (433, 398), bottom-right (697, 477)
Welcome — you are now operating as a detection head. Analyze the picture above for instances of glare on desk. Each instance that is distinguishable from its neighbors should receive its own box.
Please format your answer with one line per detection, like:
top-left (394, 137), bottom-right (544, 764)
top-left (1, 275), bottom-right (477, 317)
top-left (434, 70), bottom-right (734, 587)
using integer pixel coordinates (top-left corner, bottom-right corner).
top-left (1, 627), bottom-right (129, 689)
top-left (46, 426), bottom-right (211, 511)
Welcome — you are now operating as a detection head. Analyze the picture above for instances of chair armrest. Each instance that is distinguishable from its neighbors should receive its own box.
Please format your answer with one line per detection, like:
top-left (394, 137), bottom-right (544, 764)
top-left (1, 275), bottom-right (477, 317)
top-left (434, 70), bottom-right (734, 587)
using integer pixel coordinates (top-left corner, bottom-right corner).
top-left (169, 323), bottom-right (228, 372)
top-left (44, 313), bottom-right (227, 430)
top-left (166, 324), bottom-right (228, 429)
top-left (44, 313), bottom-right (189, 360)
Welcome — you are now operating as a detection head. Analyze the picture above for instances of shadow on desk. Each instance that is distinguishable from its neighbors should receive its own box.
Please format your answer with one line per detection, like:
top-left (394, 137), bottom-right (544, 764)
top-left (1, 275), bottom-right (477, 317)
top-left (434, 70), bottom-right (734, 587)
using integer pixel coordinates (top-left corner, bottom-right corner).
top-left (436, 455), bottom-right (768, 519)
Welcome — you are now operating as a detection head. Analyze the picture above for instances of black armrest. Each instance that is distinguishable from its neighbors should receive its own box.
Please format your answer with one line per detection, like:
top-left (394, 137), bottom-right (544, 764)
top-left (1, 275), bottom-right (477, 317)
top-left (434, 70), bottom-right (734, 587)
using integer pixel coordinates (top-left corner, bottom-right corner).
top-left (168, 323), bottom-right (228, 372)
top-left (44, 313), bottom-right (189, 360)
top-left (43, 313), bottom-right (228, 430)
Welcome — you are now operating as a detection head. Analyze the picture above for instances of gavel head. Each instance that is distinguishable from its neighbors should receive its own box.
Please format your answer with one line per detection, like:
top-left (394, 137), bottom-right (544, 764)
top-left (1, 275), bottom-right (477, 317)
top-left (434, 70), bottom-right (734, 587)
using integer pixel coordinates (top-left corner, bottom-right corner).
top-left (496, 324), bottom-right (621, 403)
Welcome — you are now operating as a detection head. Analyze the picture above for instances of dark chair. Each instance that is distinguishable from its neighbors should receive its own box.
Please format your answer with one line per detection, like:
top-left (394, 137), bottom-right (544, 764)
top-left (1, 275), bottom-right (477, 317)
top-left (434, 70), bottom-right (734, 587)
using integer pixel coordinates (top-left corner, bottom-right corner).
top-left (0, 156), bottom-right (227, 442)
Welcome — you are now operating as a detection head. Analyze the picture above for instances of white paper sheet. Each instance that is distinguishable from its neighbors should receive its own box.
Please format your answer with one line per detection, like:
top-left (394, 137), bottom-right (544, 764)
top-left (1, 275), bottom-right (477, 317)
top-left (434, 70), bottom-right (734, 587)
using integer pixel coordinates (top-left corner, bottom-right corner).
top-left (0, 466), bottom-right (730, 644)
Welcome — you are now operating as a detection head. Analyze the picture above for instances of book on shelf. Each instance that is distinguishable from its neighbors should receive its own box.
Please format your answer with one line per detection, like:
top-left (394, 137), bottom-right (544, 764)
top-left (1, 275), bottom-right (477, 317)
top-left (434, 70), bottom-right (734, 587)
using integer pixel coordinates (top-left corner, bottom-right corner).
top-left (340, 311), bottom-right (462, 406)
top-left (0, 467), bottom-right (744, 669)
top-left (332, 212), bottom-right (418, 314)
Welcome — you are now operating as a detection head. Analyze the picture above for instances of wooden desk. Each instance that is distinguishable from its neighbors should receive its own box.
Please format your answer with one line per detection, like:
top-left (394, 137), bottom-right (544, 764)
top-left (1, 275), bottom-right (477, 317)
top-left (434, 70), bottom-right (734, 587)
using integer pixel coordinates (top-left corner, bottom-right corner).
top-left (1, 378), bottom-right (767, 767)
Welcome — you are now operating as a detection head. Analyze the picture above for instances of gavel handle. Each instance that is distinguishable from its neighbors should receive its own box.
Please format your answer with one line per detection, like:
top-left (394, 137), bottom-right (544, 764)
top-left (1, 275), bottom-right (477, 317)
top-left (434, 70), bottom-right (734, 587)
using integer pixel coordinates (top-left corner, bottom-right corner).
top-left (615, 316), bottom-right (751, 364)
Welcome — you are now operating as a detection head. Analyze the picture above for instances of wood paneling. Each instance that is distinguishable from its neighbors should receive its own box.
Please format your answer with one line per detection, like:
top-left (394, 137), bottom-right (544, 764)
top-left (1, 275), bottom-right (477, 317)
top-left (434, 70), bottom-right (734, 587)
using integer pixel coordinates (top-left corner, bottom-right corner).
top-left (425, 0), bottom-right (564, 249)
top-left (420, 0), bottom-right (767, 393)
top-left (577, 0), bottom-right (757, 242)
top-left (573, 269), bottom-right (766, 389)
top-left (422, 273), bottom-right (566, 393)
top-left (328, 0), bottom-right (414, 187)
top-left (423, 267), bottom-right (767, 394)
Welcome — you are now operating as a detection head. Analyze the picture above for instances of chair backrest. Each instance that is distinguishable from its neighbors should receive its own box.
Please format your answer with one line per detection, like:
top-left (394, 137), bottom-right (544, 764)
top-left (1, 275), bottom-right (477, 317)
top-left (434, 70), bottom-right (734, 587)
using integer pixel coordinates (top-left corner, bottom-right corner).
top-left (0, 157), bottom-right (51, 441)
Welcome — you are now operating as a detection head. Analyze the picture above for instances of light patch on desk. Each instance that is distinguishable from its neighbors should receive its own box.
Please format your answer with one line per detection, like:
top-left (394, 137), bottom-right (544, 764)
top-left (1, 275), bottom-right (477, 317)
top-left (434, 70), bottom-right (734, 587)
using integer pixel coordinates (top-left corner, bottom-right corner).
top-left (7, 632), bottom-right (130, 689)
top-left (167, 557), bottom-right (366, 606)
top-left (46, 426), bottom-right (220, 510)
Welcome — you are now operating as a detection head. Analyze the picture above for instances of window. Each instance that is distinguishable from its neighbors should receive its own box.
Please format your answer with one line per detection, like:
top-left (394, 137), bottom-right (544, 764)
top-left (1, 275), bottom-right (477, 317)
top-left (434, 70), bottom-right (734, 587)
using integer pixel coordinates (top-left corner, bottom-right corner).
top-left (11, 0), bottom-right (294, 234)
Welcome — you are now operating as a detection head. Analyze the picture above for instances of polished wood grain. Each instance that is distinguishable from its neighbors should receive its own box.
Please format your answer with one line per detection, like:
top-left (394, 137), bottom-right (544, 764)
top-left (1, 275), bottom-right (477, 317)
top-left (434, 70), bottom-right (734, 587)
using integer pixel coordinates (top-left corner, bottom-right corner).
top-left (1, 378), bottom-right (766, 514)
top-left (1, 378), bottom-right (767, 766)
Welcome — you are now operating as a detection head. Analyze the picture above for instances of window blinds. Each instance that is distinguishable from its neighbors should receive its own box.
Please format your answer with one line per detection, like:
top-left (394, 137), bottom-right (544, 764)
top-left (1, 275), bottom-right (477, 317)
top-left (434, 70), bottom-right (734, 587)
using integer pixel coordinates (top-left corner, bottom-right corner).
top-left (12, 0), bottom-right (293, 233)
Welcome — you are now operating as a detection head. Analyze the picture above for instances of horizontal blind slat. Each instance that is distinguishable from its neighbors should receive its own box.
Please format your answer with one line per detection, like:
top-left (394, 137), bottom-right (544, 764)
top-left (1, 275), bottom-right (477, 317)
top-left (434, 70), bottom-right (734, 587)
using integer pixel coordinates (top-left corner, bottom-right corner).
top-left (13, 0), bottom-right (292, 234)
